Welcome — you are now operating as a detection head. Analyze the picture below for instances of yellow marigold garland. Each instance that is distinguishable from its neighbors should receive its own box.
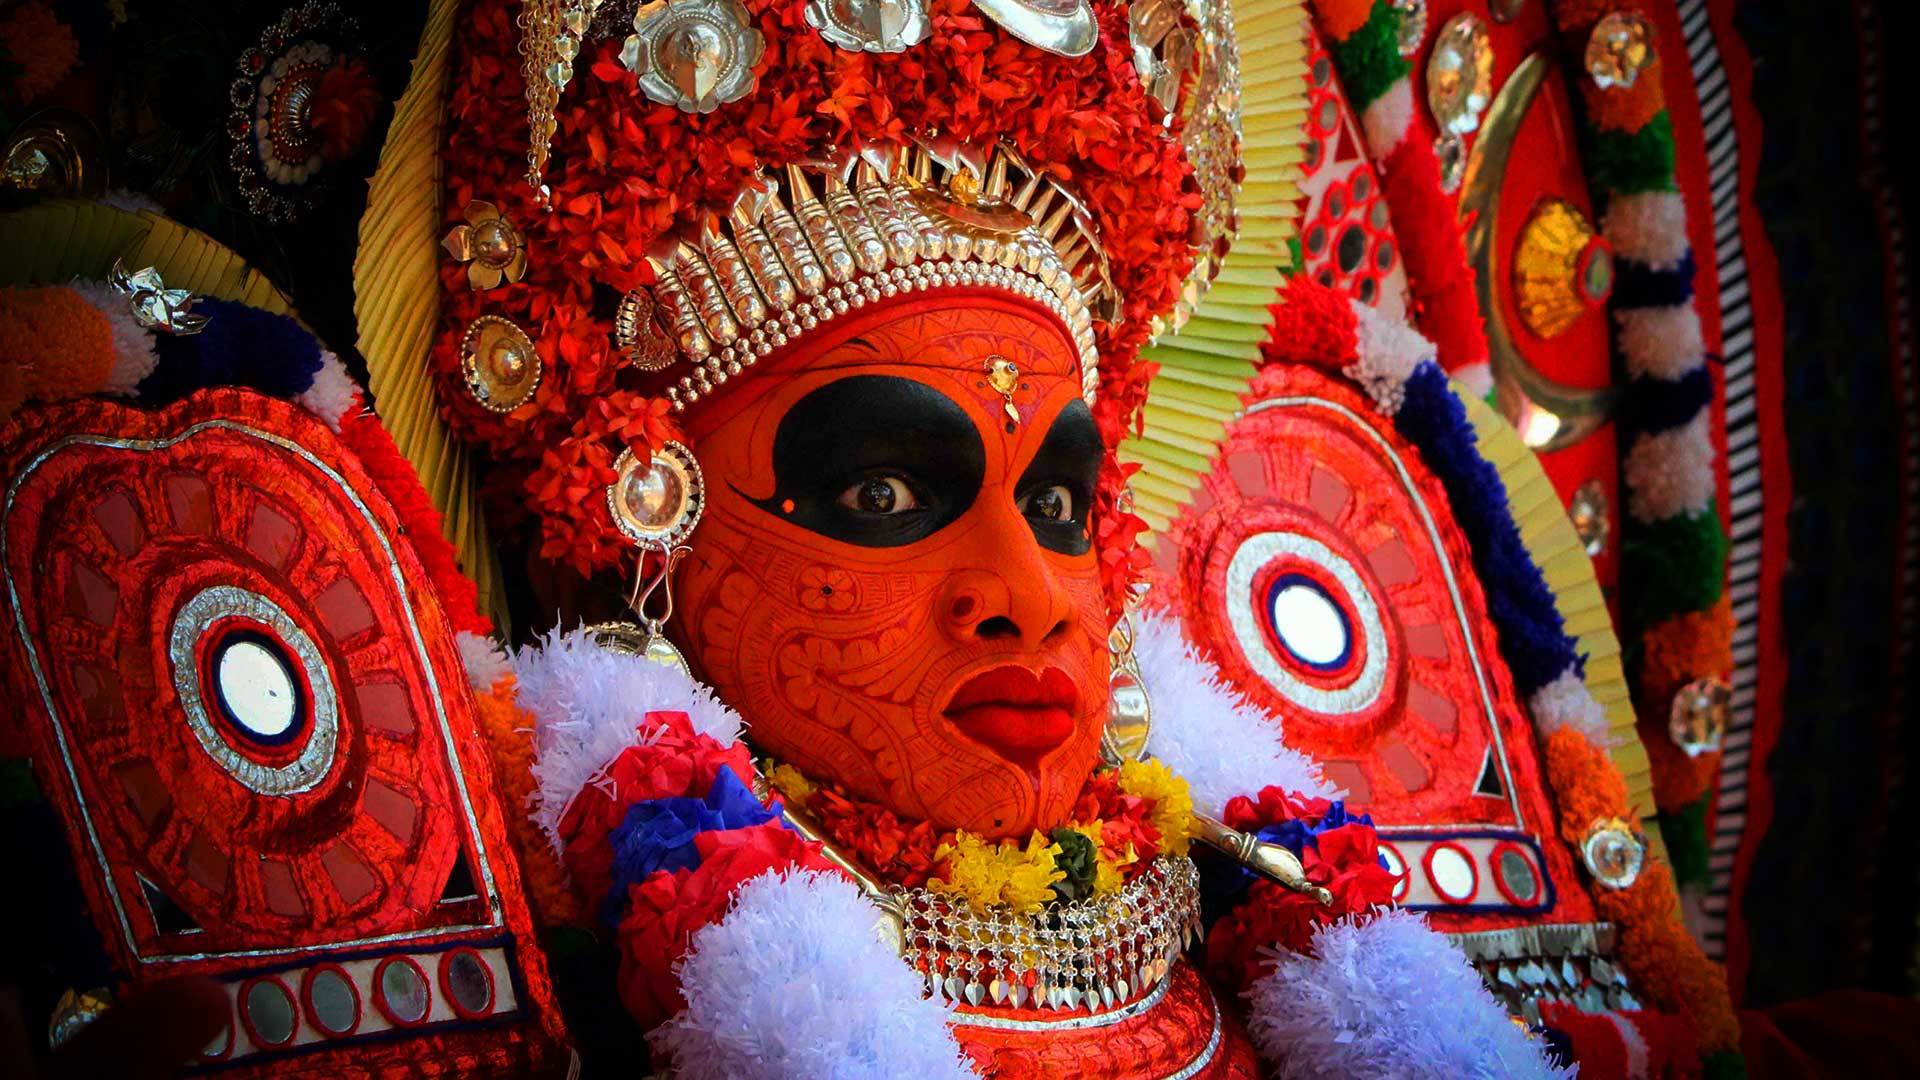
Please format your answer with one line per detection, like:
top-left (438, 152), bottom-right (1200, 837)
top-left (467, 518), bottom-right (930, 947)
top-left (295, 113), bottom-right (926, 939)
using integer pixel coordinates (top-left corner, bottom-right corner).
top-left (1117, 758), bottom-right (1198, 857)
top-left (930, 832), bottom-right (1066, 915)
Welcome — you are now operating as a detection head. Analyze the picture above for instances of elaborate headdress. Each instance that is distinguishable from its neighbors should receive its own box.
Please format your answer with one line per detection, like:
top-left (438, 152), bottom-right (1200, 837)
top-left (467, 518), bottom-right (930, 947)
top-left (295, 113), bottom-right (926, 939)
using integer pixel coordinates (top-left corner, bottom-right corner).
top-left (411, 0), bottom-right (1244, 591)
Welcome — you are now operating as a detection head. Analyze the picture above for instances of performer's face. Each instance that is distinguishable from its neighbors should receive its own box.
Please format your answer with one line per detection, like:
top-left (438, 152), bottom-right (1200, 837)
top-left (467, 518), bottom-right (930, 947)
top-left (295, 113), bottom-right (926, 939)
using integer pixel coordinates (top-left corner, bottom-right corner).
top-left (674, 296), bottom-right (1108, 838)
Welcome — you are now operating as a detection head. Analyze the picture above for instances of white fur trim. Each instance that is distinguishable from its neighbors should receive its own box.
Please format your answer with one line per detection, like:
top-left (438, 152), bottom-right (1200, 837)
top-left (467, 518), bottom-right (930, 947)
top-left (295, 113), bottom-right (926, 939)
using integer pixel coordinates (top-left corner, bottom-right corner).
top-left (1527, 669), bottom-right (1610, 747)
top-left (457, 631), bottom-right (513, 693)
top-left (1613, 303), bottom-right (1705, 381)
top-left (514, 627), bottom-right (744, 850)
top-left (1360, 79), bottom-right (1414, 159)
top-left (67, 280), bottom-right (157, 395)
top-left (99, 189), bottom-right (164, 215)
top-left (1343, 298), bottom-right (1433, 416)
top-left (1134, 611), bottom-right (1333, 817)
top-left (1244, 909), bottom-right (1572, 1079)
top-left (1622, 413), bottom-right (1717, 523)
top-left (1450, 361), bottom-right (1494, 401)
top-left (1602, 191), bottom-right (1691, 271)
top-left (294, 349), bottom-right (358, 430)
top-left (650, 869), bottom-right (975, 1080)
top-left (1606, 1011), bottom-right (1652, 1079)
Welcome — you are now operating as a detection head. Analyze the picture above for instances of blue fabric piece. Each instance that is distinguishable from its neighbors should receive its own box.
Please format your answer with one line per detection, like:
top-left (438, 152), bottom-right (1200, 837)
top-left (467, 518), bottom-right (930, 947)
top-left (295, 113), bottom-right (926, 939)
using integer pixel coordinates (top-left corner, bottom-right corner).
top-left (1611, 250), bottom-right (1697, 311)
top-left (1254, 800), bottom-right (1375, 857)
top-left (599, 768), bottom-right (779, 927)
top-left (136, 298), bottom-right (323, 405)
top-left (1617, 366), bottom-right (1715, 440)
top-left (1393, 362), bottom-right (1582, 695)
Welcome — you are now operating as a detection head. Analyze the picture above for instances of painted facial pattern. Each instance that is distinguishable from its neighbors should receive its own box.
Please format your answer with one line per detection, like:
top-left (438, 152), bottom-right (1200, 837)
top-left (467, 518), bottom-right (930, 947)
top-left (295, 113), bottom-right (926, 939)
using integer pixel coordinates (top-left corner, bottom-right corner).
top-left (673, 295), bottom-right (1109, 837)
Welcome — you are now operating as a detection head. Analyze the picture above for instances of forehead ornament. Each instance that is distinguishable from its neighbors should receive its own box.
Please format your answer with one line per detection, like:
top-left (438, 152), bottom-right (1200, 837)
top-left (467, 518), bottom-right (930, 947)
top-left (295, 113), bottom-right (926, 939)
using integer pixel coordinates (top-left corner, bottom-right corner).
top-left (985, 355), bottom-right (1022, 428)
top-left (615, 142), bottom-right (1114, 414)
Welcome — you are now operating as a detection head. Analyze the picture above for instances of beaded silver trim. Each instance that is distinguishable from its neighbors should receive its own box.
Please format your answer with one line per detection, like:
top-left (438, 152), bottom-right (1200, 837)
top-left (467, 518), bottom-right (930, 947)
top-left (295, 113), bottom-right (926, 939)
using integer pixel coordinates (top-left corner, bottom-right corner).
top-left (902, 856), bottom-right (1202, 1021)
top-left (1450, 921), bottom-right (1642, 1023)
top-left (1223, 530), bottom-right (1390, 715)
top-left (168, 586), bottom-right (340, 796)
top-left (662, 257), bottom-right (1099, 412)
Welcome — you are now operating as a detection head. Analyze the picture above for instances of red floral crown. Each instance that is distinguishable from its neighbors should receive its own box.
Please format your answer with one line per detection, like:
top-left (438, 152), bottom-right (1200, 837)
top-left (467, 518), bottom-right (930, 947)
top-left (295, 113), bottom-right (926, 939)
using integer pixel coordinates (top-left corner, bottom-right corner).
top-left (432, 0), bottom-right (1208, 593)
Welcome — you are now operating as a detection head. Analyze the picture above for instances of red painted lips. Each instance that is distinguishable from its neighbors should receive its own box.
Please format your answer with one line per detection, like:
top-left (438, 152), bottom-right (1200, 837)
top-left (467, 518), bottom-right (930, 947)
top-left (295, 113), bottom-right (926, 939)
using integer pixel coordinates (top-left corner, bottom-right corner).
top-left (943, 665), bottom-right (1081, 767)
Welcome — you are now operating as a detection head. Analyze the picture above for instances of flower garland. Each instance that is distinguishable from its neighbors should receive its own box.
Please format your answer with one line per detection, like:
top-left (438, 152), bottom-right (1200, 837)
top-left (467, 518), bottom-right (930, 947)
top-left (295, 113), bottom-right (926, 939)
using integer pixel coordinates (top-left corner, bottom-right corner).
top-left (1307, 0), bottom-right (1491, 390)
top-left (1541, 0), bottom-right (1732, 935)
top-left (435, 0), bottom-right (1183, 617)
top-left (767, 757), bottom-right (1197, 915)
top-left (1203, 787), bottom-right (1400, 996)
top-left (1263, 275), bottom-right (1741, 1072)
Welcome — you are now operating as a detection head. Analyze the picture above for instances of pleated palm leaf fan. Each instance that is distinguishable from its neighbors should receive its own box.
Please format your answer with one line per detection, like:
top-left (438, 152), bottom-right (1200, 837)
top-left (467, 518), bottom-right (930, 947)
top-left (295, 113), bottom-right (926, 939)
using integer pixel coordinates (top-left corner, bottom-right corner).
top-left (353, 0), bottom-right (505, 629)
top-left (0, 199), bottom-right (293, 313)
top-left (1458, 388), bottom-right (1659, 830)
top-left (1119, 0), bottom-right (1313, 541)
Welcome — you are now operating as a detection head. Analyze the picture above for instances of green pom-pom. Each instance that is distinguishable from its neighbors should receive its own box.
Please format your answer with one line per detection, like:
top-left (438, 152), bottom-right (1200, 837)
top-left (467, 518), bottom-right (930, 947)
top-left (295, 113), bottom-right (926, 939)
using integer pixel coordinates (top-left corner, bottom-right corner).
top-left (1325, 3), bottom-right (1410, 112)
top-left (1591, 111), bottom-right (1679, 195)
top-left (1621, 508), bottom-right (1728, 630)
top-left (1050, 827), bottom-right (1097, 903)
top-left (1704, 1050), bottom-right (1748, 1080)
top-left (1657, 795), bottom-right (1712, 886)
top-left (0, 758), bottom-right (40, 811)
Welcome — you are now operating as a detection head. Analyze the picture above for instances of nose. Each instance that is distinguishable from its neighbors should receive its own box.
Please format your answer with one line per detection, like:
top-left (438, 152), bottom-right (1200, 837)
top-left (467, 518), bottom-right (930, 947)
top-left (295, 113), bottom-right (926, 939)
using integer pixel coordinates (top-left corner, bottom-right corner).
top-left (936, 514), bottom-right (1075, 649)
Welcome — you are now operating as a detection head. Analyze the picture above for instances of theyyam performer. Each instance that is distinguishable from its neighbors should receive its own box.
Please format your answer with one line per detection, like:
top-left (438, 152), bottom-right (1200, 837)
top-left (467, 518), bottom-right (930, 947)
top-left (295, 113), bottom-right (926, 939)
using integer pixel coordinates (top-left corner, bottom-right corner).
top-left (0, 0), bottom-right (1738, 1075)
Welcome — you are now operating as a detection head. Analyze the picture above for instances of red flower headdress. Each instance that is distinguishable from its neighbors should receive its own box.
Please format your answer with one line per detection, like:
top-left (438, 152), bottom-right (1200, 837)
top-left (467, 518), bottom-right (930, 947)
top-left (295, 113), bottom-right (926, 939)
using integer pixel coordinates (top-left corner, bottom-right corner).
top-left (432, 0), bottom-right (1212, 609)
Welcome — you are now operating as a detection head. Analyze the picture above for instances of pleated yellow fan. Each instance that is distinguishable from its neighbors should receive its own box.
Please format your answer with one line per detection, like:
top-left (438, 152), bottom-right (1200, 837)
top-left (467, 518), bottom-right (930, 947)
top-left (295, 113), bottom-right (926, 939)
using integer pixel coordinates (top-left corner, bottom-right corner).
top-left (1121, 0), bottom-right (1313, 542)
top-left (1457, 390), bottom-right (1657, 829)
top-left (0, 199), bottom-right (293, 315)
top-left (353, 0), bottom-right (508, 629)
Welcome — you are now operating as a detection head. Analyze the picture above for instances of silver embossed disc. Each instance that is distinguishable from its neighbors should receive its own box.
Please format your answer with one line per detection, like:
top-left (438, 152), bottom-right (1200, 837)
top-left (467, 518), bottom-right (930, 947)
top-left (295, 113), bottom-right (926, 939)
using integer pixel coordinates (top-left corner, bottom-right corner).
top-left (1426, 12), bottom-right (1493, 136)
top-left (969, 0), bottom-right (1098, 58)
top-left (1668, 676), bottom-right (1730, 757)
top-left (621, 0), bottom-right (766, 113)
top-left (1569, 478), bottom-right (1611, 557)
top-left (1580, 819), bottom-right (1646, 890)
top-left (805, 0), bottom-right (929, 53)
top-left (461, 315), bottom-right (542, 412)
top-left (608, 440), bottom-right (705, 547)
top-left (1586, 11), bottom-right (1655, 91)
top-left (1435, 131), bottom-right (1466, 193)
top-left (1391, 0), bottom-right (1428, 58)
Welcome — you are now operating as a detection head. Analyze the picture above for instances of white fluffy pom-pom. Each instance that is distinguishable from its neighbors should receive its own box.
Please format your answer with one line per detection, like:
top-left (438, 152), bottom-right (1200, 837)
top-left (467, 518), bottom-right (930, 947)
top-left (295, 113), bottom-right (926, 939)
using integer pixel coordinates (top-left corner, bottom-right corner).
top-left (1244, 909), bottom-right (1572, 1079)
top-left (1451, 361), bottom-right (1495, 401)
top-left (1134, 611), bottom-right (1333, 817)
top-left (67, 279), bottom-right (157, 395)
top-left (1345, 298), bottom-right (1434, 416)
top-left (650, 869), bottom-right (976, 1080)
top-left (1602, 191), bottom-right (1691, 270)
top-left (456, 631), bottom-right (512, 693)
top-left (1614, 303), bottom-right (1705, 381)
top-left (1527, 668), bottom-right (1610, 747)
top-left (1360, 79), bottom-right (1414, 158)
top-left (1622, 413), bottom-right (1717, 523)
top-left (513, 626), bottom-right (744, 849)
top-left (294, 349), bottom-right (358, 430)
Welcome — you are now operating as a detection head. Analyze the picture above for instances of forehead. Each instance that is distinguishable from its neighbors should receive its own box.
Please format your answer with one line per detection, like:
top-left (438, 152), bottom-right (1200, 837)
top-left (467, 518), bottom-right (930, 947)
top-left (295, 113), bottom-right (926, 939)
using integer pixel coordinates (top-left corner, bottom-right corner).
top-left (683, 291), bottom-right (1084, 439)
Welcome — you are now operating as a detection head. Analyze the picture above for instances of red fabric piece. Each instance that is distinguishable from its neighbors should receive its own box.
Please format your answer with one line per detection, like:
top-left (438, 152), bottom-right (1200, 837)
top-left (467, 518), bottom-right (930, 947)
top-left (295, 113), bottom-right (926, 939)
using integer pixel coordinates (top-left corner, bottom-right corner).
top-left (0, 389), bottom-right (570, 1073)
top-left (613, 820), bottom-right (839, 1029)
top-left (1739, 992), bottom-right (1920, 1080)
top-left (1378, 132), bottom-right (1489, 374)
top-left (555, 710), bottom-right (757, 914)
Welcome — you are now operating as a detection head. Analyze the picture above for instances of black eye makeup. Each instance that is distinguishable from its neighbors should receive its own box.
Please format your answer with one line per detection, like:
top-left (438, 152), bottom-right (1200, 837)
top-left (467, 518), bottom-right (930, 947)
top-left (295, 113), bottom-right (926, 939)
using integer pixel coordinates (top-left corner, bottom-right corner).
top-left (749, 375), bottom-right (985, 547)
top-left (1013, 399), bottom-right (1099, 556)
top-left (748, 375), bottom-right (1100, 553)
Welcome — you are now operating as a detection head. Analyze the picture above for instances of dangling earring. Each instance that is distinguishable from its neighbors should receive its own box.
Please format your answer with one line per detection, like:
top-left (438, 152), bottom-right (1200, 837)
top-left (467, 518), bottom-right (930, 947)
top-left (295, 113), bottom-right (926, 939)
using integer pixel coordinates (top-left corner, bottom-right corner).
top-left (588, 441), bottom-right (705, 672)
top-left (1102, 601), bottom-right (1153, 766)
